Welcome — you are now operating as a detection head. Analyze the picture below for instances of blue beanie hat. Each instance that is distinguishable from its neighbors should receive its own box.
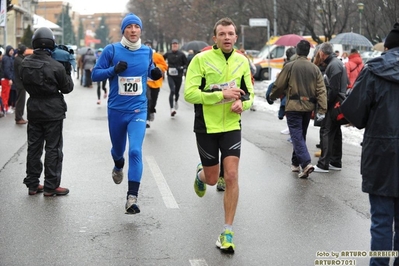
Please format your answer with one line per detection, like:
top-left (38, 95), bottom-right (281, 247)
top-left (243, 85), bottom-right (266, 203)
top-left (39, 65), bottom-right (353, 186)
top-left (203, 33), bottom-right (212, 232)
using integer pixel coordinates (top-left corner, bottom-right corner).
top-left (121, 13), bottom-right (143, 33)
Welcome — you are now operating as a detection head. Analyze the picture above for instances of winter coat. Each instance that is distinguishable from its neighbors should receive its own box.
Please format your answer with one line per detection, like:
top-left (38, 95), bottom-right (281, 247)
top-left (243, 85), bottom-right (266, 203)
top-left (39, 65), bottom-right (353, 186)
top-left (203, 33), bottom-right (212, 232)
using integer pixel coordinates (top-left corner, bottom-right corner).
top-left (323, 54), bottom-right (348, 109)
top-left (0, 58), bottom-right (4, 80)
top-left (270, 56), bottom-right (327, 114)
top-left (341, 47), bottom-right (399, 197)
top-left (163, 50), bottom-right (187, 77)
top-left (13, 54), bottom-right (25, 90)
top-left (20, 49), bottom-right (74, 121)
top-left (184, 46), bottom-right (254, 134)
top-left (83, 50), bottom-right (96, 70)
top-left (2, 45), bottom-right (14, 80)
top-left (147, 52), bottom-right (168, 89)
top-left (345, 53), bottom-right (364, 89)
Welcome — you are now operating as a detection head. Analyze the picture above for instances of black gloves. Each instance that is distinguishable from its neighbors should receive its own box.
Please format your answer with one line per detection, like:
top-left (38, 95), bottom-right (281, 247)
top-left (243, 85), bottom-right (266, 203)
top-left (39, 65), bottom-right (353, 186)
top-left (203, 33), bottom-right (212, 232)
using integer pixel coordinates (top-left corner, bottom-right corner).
top-left (151, 67), bottom-right (163, 80)
top-left (113, 62), bottom-right (162, 80)
top-left (114, 61), bottom-right (128, 74)
top-left (266, 94), bottom-right (274, 105)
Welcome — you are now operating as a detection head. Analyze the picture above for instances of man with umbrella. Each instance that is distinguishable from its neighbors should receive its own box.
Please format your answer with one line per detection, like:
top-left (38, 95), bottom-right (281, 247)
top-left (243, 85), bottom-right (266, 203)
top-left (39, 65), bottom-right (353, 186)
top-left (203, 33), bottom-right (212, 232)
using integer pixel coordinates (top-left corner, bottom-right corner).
top-left (163, 39), bottom-right (188, 117)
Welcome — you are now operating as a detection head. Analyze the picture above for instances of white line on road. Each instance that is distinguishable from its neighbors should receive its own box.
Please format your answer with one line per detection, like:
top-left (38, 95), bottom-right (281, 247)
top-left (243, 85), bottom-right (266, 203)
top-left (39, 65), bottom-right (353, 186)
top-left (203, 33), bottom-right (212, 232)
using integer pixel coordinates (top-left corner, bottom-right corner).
top-left (145, 155), bottom-right (179, 209)
top-left (189, 259), bottom-right (208, 266)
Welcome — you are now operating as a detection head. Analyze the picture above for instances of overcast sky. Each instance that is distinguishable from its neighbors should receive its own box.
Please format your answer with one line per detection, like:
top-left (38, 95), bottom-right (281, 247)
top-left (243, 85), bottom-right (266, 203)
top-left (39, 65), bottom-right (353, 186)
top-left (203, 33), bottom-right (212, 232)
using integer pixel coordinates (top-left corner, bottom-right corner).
top-left (40, 0), bottom-right (129, 14)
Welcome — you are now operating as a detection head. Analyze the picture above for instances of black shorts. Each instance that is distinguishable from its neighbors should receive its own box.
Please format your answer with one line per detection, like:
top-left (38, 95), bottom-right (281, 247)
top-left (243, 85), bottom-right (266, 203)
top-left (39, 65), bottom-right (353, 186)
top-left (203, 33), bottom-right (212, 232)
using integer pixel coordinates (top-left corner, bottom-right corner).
top-left (195, 130), bottom-right (241, 167)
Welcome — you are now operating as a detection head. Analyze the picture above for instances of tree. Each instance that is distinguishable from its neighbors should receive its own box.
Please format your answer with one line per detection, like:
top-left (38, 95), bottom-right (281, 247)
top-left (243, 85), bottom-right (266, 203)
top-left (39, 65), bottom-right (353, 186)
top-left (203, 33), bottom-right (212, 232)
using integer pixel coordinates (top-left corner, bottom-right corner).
top-left (95, 16), bottom-right (110, 48)
top-left (20, 25), bottom-right (34, 48)
top-left (77, 20), bottom-right (85, 47)
top-left (126, 0), bottom-right (395, 50)
top-left (56, 3), bottom-right (76, 45)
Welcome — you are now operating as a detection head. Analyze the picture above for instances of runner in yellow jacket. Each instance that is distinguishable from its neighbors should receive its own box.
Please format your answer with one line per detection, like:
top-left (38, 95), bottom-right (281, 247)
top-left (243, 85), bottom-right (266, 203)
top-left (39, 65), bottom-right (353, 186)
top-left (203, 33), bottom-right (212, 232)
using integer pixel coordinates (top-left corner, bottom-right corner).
top-left (184, 17), bottom-right (254, 253)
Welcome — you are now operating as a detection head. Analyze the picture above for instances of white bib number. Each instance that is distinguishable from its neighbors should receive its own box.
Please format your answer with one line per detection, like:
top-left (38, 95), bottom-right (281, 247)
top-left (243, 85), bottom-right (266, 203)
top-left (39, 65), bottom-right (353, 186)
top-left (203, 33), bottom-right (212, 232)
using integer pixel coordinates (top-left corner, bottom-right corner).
top-left (168, 67), bottom-right (178, 76)
top-left (212, 80), bottom-right (237, 105)
top-left (118, 76), bottom-right (143, 96)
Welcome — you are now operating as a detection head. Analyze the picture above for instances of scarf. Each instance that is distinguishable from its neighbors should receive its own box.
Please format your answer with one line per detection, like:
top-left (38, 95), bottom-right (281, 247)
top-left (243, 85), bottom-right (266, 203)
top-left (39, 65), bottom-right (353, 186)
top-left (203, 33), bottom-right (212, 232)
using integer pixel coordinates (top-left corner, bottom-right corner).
top-left (120, 36), bottom-right (142, 51)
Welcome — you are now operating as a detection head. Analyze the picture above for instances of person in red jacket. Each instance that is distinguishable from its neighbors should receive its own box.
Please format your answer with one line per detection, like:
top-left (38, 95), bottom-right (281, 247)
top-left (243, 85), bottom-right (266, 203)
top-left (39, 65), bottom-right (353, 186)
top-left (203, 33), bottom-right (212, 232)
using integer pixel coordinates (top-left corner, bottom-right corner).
top-left (1, 45), bottom-right (14, 114)
top-left (345, 49), bottom-right (364, 94)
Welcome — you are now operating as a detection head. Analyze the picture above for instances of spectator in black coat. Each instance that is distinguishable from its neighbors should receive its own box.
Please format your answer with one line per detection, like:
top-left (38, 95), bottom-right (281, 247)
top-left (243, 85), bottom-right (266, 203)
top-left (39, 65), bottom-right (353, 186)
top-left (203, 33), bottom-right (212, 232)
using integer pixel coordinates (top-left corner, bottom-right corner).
top-left (341, 22), bottom-right (399, 266)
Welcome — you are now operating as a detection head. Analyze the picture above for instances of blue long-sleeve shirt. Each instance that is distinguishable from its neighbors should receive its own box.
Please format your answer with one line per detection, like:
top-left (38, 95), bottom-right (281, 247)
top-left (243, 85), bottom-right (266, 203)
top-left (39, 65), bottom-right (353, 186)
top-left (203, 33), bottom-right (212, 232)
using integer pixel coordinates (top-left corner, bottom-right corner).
top-left (92, 42), bottom-right (155, 112)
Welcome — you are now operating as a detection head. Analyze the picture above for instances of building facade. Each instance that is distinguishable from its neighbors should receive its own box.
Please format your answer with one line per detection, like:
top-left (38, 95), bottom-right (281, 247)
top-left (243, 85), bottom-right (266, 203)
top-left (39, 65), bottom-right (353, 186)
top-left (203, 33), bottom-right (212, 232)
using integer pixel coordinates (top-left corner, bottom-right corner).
top-left (0, 0), bottom-right (37, 49)
top-left (1, 0), bottom-right (125, 50)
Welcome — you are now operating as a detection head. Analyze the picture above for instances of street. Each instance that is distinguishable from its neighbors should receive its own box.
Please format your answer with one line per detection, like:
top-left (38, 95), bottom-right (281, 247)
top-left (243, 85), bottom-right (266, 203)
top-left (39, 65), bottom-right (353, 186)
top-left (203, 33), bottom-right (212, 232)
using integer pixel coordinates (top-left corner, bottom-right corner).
top-left (0, 78), bottom-right (375, 266)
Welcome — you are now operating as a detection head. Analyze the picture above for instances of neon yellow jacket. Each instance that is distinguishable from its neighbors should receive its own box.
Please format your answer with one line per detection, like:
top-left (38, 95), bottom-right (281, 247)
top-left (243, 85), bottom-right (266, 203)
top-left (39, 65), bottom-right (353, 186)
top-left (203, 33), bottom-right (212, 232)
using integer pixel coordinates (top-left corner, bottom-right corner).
top-left (184, 46), bottom-right (254, 134)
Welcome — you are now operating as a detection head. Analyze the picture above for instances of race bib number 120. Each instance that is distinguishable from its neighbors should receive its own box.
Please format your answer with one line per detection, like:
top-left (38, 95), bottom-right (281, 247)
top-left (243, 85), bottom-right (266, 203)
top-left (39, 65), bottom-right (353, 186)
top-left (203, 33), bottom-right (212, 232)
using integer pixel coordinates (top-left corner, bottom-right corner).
top-left (118, 76), bottom-right (143, 96)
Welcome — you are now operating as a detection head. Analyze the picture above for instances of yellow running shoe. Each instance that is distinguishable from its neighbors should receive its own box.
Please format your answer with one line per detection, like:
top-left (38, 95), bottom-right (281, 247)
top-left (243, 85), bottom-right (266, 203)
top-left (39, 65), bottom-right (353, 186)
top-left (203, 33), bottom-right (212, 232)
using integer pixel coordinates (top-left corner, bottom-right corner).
top-left (216, 176), bottom-right (226, 191)
top-left (216, 229), bottom-right (235, 253)
top-left (194, 163), bottom-right (206, 197)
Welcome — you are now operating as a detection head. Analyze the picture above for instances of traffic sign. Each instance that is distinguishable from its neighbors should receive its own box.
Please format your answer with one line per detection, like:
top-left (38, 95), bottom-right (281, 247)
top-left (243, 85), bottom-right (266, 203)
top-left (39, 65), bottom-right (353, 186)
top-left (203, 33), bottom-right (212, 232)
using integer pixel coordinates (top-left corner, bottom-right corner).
top-left (249, 18), bottom-right (269, 27)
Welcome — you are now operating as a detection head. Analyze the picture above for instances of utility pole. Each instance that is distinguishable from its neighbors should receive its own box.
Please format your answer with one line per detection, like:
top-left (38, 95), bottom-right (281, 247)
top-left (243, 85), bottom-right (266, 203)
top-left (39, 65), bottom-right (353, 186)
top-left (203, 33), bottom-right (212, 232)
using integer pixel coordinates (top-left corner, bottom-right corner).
top-left (357, 3), bottom-right (364, 35)
top-left (61, 5), bottom-right (64, 44)
top-left (273, 0), bottom-right (277, 36)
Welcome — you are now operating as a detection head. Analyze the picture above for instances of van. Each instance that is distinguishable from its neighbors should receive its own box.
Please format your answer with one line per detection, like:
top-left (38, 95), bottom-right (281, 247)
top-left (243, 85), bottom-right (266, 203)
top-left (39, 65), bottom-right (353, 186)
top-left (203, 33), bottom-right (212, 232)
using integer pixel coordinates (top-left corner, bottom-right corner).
top-left (253, 44), bottom-right (315, 80)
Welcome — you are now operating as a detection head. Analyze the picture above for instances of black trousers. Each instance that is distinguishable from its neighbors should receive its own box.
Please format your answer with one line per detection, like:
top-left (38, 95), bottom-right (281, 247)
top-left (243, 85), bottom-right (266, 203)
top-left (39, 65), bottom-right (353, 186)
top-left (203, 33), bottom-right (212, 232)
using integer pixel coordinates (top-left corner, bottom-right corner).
top-left (317, 111), bottom-right (342, 169)
top-left (14, 85), bottom-right (26, 121)
top-left (97, 80), bottom-right (107, 100)
top-left (23, 120), bottom-right (64, 190)
top-left (167, 76), bottom-right (183, 108)
top-left (146, 87), bottom-right (160, 120)
top-left (84, 69), bottom-right (92, 87)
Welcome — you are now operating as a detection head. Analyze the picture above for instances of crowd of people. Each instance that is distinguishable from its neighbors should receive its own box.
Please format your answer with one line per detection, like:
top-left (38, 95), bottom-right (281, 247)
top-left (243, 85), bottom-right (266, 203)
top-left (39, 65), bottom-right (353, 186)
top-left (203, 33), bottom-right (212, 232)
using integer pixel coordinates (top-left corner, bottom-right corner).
top-left (2, 12), bottom-right (399, 264)
top-left (266, 23), bottom-right (399, 265)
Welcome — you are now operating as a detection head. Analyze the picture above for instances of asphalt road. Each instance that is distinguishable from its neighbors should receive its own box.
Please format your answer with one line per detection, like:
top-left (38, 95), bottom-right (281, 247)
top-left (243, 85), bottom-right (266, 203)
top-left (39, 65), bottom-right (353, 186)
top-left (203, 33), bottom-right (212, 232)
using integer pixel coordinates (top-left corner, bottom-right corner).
top-left (0, 78), bottom-right (377, 266)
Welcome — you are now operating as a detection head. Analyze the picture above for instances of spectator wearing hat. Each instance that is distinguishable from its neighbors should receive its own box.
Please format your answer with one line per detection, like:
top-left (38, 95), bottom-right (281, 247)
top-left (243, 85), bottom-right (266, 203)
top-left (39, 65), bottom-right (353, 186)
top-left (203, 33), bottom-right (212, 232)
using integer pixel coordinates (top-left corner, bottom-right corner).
top-left (341, 22), bottom-right (399, 266)
top-left (92, 13), bottom-right (162, 215)
top-left (1, 45), bottom-right (14, 114)
top-left (163, 38), bottom-right (188, 117)
top-left (14, 45), bottom-right (28, 124)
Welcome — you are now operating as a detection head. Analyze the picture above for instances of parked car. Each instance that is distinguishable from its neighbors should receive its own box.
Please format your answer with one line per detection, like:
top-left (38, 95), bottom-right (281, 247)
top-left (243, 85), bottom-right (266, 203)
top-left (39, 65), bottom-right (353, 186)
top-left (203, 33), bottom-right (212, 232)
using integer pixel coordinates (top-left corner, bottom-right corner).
top-left (361, 50), bottom-right (382, 63)
top-left (245, 49), bottom-right (260, 58)
top-left (252, 43), bottom-right (318, 81)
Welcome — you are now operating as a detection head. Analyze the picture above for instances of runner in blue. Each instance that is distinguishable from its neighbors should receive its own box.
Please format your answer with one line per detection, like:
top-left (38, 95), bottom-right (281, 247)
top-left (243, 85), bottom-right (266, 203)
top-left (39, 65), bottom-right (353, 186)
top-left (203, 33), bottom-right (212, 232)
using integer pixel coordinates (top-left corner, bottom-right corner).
top-left (92, 13), bottom-right (162, 214)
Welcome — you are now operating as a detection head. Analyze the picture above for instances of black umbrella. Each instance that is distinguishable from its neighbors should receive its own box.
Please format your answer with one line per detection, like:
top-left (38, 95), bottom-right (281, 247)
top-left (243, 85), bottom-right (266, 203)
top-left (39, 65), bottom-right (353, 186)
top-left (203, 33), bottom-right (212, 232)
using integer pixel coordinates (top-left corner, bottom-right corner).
top-left (181, 41), bottom-right (209, 52)
top-left (77, 47), bottom-right (92, 55)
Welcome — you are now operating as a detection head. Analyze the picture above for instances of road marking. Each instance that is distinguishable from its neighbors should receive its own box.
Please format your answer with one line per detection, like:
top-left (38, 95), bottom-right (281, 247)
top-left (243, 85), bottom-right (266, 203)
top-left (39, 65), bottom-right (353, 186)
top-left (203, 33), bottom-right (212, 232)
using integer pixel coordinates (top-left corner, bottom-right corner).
top-left (145, 156), bottom-right (179, 209)
top-left (189, 259), bottom-right (208, 266)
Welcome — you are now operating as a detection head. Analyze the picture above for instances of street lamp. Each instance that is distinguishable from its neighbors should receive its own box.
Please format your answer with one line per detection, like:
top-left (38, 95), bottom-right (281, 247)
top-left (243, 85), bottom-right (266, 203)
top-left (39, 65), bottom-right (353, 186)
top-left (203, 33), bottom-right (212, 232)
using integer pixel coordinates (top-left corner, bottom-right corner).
top-left (357, 3), bottom-right (364, 35)
top-left (317, 5), bottom-right (326, 35)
